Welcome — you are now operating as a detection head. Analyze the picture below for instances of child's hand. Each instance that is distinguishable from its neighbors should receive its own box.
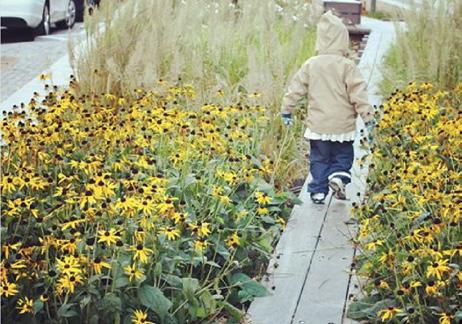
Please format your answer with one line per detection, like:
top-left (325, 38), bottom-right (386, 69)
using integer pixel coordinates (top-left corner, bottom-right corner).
top-left (365, 120), bottom-right (377, 141)
top-left (281, 113), bottom-right (293, 126)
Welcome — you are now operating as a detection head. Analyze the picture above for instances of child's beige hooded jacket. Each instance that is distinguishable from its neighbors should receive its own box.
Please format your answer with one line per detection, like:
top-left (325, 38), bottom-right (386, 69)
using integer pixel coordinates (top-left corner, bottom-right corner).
top-left (281, 11), bottom-right (373, 135)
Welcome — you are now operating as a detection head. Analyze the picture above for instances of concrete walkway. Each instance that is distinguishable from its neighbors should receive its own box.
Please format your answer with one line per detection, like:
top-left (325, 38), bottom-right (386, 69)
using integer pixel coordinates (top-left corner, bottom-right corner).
top-left (0, 54), bottom-right (73, 113)
top-left (247, 17), bottom-right (395, 324)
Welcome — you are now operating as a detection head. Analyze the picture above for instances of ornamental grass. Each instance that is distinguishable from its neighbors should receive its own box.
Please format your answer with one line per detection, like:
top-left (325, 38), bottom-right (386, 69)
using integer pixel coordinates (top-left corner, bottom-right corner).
top-left (71, 0), bottom-right (320, 187)
top-left (348, 83), bottom-right (462, 323)
top-left (1, 82), bottom-right (300, 323)
top-left (381, 0), bottom-right (462, 94)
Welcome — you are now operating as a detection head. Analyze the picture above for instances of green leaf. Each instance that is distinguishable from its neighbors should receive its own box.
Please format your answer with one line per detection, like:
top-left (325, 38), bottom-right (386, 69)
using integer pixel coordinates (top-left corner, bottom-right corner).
top-left (205, 260), bottom-right (221, 268)
top-left (58, 303), bottom-right (78, 318)
top-left (347, 298), bottom-right (393, 320)
top-left (33, 300), bottom-right (43, 314)
top-left (79, 295), bottom-right (91, 309)
top-left (102, 293), bottom-right (122, 313)
top-left (200, 290), bottom-right (217, 313)
top-left (182, 277), bottom-right (200, 301)
top-left (222, 301), bottom-right (243, 320)
top-left (195, 307), bottom-right (207, 318)
top-left (89, 314), bottom-right (99, 324)
top-left (230, 272), bottom-right (251, 285)
top-left (162, 274), bottom-right (183, 288)
top-left (257, 231), bottom-right (275, 253)
top-left (138, 285), bottom-right (173, 318)
top-left (114, 276), bottom-right (129, 289)
top-left (154, 262), bottom-right (162, 276)
top-left (455, 310), bottom-right (462, 321)
top-left (230, 273), bottom-right (268, 302)
top-left (242, 280), bottom-right (268, 299)
top-left (260, 216), bottom-right (276, 224)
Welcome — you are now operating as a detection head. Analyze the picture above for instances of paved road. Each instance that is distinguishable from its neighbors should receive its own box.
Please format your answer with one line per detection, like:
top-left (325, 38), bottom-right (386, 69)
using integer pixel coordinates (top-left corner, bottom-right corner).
top-left (0, 23), bottom-right (84, 102)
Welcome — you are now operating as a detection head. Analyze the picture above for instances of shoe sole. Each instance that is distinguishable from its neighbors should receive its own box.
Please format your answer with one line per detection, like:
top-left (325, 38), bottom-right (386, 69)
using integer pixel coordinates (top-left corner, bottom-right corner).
top-left (329, 180), bottom-right (346, 200)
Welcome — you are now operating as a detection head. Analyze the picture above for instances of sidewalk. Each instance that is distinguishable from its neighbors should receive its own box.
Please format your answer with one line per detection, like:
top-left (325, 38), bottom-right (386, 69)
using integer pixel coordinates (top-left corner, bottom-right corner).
top-left (246, 16), bottom-right (396, 324)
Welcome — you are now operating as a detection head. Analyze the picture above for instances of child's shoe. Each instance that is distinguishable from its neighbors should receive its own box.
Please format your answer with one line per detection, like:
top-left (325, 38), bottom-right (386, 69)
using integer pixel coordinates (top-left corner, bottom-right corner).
top-left (329, 177), bottom-right (346, 200)
top-left (310, 192), bottom-right (326, 204)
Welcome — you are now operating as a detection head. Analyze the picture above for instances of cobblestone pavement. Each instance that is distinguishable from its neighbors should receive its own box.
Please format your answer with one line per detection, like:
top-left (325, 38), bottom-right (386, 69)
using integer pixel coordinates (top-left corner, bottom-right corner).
top-left (1, 23), bottom-right (84, 102)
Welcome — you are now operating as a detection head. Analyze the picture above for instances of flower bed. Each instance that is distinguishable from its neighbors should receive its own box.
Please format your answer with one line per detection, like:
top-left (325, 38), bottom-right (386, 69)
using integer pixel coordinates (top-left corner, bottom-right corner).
top-left (349, 83), bottom-right (461, 323)
top-left (0, 84), bottom-right (299, 323)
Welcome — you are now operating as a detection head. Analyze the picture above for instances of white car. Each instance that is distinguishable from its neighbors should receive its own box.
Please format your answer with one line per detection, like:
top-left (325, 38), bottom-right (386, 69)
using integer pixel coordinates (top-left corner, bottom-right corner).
top-left (0, 0), bottom-right (76, 37)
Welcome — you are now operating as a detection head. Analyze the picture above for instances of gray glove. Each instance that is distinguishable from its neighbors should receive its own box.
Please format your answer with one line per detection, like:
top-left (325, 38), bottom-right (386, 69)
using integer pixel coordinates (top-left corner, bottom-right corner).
top-left (281, 113), bottom-right (293, 126)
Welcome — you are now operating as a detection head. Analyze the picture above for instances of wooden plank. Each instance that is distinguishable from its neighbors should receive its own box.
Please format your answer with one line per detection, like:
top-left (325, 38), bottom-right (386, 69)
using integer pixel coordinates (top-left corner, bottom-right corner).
top-left (247, 180), bottom-right (333, 324)
top-left (291, 162), bottom-right (363, 324)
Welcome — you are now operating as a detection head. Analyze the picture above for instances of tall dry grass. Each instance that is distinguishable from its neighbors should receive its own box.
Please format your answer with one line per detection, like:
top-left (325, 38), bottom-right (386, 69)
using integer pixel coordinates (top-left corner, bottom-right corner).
top-left (71, 0), bottom-right (321, 187)
top-left (381, 0), bottom-right (462, 94)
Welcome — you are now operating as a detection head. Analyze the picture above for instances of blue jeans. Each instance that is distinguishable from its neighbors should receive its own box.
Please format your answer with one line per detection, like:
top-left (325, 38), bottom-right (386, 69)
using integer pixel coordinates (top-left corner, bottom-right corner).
top-left (308, 140), bottom-right (354, 194)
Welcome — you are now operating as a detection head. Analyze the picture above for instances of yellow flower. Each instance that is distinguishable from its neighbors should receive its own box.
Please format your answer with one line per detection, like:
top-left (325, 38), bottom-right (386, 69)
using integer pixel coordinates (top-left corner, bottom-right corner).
top-left (198, 222), bottom-right (211, 237)
top-left (193, 239), bottom-right (209, 252)
top-left (16, 297), bottom-right (34, 314)
top-left (124, 264), bottom-right (144, 282)
top-left (132, 309), bottom-right (153, 324)
top-left (378, 307), bottom-right (401, 322)
top-left (219, 195), bottom-right (232, 205)
top-left (426, 259), bottom-right (451, 280)
top-left (160, 227), bottom-right (181, 241)
top-left (39, 73), bottom-right (51, 81)
top-left (257, 207), bottom-right (269, 215)
top-left (130, 244), bottom-right (153, 264)
top-left (438, 312), bottom-right (454, 324)
top-left (425, 280), bottom-right (443, 295)
top-left (225, 232), bottom-right (240, 248)
top-left (56, 255), bottom-right (82, 276)
top-left (92, 257), bottom-right (111, 275)
top-left (57, 274), bottom-right (83, 294)
top-left (379, 280), bottom-right (390, 290)
top-left (39, 293), bottom-right (49, 302)
top-left (364, 239), bottom-right (384, 251)
top-left (255, 191), bottom-right (271, 205)
top-left (1, 175), bottom-right (16, 194)
top-left (98, 228), bottom-right (119, 246)
top-left (1, 280), bottom-right (19, 297)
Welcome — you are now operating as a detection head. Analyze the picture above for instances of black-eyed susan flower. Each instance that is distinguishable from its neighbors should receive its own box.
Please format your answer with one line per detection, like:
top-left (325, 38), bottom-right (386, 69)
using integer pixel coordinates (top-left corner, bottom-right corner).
top-left (438, 312), bottom-right (454, 324)
top-left (92, 257), bottom-right (111, 275)
top-left (97, 228), bottom-right (118, 246)
top-left (193, 239), bottom-right (209, 252)
top-left (160, 226), bottom-right (180, 241)
top-left (426, 259), bottom-right (451, 280)
top-left (1, 280), bottom-right (19, 297)
top-left (16, 297), bottom-right (34, 314)
top-left (130, 244), bottom-right (153, 264)
top-left (124, 264), bottom-right (144, 282)
top-left (378, 307), bottom-right (402, 322)
top-left (225, 232), bottom-right (240, 248)
top-left (57, 274), bottom-right (83, 294)
top-left (255, 191), bottom-right (271, 205)
top-left (131, 309), bottom-right (153, 324)
top-left (56, 255), bottom-right (82, 276)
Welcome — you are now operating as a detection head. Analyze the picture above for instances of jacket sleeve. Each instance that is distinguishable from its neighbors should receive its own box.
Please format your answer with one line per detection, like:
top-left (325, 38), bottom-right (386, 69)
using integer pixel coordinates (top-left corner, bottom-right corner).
top-left (345, 62), bottom-right (374, 123)
top-left (281, 60), bottom-right (310, 114)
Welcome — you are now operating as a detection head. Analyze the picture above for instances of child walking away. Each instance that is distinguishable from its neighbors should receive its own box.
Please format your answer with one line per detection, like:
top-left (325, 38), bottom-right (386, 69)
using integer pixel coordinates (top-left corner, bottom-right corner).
top-left (280, 11), bottom-right (375, 204)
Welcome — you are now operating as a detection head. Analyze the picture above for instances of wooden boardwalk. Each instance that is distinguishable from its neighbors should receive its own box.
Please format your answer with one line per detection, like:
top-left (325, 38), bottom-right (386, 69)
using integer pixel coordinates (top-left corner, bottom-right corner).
top-left (247, 17), bottom-right (395, 324)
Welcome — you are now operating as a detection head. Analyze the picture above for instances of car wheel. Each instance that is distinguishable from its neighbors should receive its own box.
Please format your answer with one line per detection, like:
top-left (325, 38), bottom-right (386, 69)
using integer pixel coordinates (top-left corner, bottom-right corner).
top-left (75, 0), bottom-right (84, 22)
top-left (56, 0), bottom-right (76, 29)
top-left (35, 2), bottom-right (51, 36)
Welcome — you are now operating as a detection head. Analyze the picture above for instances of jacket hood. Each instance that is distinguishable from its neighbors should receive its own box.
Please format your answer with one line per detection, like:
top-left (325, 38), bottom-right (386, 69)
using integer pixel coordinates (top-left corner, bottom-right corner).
top-left (315, 11), bottom-right (349, 56)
